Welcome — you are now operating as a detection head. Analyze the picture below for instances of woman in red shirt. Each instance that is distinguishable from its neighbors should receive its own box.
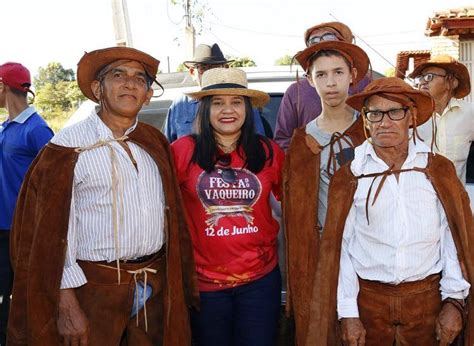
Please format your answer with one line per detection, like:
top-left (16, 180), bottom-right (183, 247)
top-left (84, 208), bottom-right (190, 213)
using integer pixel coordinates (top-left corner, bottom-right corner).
top-left (171, 68), bottom-right (284, 346)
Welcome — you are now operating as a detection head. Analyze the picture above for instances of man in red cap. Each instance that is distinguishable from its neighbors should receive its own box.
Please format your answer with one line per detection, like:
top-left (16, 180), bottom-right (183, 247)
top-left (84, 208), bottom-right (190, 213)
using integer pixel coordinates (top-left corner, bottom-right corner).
top-left (0, 62), bottom-right (53, 345)
top-left (8, 47), bottom-right (198, 346)
top-left (310, 77), bottom-right (473, 346)
top-left (274, 21), bottom-right (371, 151)
top-left (410, 55), bottom-right (473, 184)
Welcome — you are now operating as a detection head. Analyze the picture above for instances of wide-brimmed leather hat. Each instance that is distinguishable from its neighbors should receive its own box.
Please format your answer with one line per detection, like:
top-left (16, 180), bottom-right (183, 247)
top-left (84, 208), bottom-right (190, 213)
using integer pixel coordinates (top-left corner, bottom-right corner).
top-left (183, 44), bottom-right (233, 68)
top-left (303, 21), bottom-right (353, 46)
top-left (77, 46), bottom-right (159, 102)
top-left (295, 41), bottom-right (369, 83)
top-left (186, 68), bottom-right (270, 107)
top-left (346, 77), bottom-right (434, 127)
top-left (408, 55), bottom-right (471, 99)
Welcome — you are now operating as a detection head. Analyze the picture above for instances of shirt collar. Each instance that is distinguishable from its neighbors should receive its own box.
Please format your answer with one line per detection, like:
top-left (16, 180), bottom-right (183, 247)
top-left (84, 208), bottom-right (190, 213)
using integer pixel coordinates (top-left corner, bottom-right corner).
top-left (439, 98), bottom-right (461, 116)
top-left (352, 138), bottom-right (430, 175)
top-left (89, 109), bottom-right (138, 139)
top-left (12, 106), bottom-right (37, 124)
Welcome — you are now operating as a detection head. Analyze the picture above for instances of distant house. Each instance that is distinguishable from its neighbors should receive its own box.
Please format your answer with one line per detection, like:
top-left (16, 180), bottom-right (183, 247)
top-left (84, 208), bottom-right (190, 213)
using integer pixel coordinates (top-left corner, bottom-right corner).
top-left (396, 6), bottom-right (474, 101)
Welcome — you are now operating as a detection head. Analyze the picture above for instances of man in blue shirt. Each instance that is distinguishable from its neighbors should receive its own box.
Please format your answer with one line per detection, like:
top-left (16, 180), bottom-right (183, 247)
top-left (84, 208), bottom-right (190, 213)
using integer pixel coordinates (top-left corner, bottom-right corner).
top-left (163, 43), bottom-right (265, 142)
top-left (0, 62), bottom-right (53, 345)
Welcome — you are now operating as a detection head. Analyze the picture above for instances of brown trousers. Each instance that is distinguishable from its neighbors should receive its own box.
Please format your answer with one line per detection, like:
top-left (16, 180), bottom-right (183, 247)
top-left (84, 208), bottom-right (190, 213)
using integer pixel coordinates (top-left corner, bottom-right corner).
top-left (76, 252), bottom-right (165, 346)
top-left (357, 274), bottom-right (441, 346)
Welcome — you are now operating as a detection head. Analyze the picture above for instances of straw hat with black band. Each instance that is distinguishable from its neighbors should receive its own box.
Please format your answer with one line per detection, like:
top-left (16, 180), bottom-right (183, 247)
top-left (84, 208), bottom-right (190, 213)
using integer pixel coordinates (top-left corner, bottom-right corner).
top-left (346, 77), bottom-right (435, 128)
top-left (77, 46), bottom-right (160, 103)
top-left (294, 40), bottom-right (370, 84)
top-left (186, 68), bottom-right (270, 108)
top-left (408, 55), bottom-right (471, 99)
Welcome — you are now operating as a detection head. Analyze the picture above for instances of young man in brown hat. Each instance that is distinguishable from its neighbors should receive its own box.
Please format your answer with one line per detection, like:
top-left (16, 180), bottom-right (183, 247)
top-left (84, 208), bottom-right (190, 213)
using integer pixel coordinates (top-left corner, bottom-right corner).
top-left (274, 21), bottom-right (370, 150)
top-left (309, 77), bottom-right (473, 346)
top-left (410, 55), bottom-right (473, 184)
top-left (163, 43), bottom-right (264, 142)
top-left (7, 47), bottom-right (198, 346)
top-left (283, 39), bottom-right (370, 345)
top-left (0, 62), bottom-right (53, 346)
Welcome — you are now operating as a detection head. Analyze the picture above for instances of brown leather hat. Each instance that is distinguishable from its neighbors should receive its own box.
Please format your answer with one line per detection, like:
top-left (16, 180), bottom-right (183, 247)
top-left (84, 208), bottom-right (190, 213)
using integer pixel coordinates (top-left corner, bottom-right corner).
top-left (295, 41), bottom-right (369, 83)
top-left (77, 46), bottom-right (159, 102)
top-left (346, 77), bottom-right (434, 127)
top-left (303, 21), bottom-right (353, 46)
top-left (408, 55), bottom-right (471, 99)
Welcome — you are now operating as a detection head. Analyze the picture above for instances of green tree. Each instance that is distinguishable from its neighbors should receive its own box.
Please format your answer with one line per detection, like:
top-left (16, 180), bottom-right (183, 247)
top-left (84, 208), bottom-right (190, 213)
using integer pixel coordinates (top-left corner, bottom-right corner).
top-left (275, 54), bottom-right (293, 66)
top-left (384, 67), bottom-right (396, 77)
top-left (176, 63), bottom-right (187, 72)
top-left (227, 56), bottom-right (257, 68)
top-left (33, 62), bottom-right (85, 131)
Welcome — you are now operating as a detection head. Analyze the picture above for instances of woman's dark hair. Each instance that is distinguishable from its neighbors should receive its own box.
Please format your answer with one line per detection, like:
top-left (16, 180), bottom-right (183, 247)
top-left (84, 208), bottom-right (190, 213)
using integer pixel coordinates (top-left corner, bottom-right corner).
top-left (191, 95), bottom-right (273, 173)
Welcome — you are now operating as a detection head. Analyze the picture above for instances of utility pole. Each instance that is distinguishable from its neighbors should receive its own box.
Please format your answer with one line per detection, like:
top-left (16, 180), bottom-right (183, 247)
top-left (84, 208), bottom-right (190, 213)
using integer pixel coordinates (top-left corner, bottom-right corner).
top-left (111, 0), bottom-right (133, 47)
top-left (184, 0), bottom-right (195, 60)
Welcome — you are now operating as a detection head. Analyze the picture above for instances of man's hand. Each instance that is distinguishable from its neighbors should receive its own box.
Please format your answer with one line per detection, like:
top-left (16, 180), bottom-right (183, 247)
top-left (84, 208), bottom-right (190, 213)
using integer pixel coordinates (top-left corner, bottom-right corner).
top-left (436, 300), bottom-right (463, 346)
top-left (341, 318), bottom-right (366, 346)
top-left (57, 288), bottom-right (90, 346)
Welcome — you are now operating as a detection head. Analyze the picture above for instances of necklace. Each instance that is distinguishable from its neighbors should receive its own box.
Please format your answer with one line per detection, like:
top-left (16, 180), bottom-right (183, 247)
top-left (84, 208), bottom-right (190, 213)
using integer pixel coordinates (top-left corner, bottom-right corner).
top-left (216, 138), bottom-right (239, 154)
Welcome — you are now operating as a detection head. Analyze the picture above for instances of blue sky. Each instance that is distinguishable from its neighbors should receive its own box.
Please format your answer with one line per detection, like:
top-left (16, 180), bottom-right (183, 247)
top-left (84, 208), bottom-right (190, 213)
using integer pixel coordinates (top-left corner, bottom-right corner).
top-left (0, 0), bottom-right (468, 78)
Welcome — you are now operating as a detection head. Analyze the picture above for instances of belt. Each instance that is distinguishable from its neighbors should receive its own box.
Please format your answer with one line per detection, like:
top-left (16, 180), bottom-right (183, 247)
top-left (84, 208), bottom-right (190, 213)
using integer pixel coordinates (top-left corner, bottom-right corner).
top-left (120, 247), bottom-right (165, 264)
top-left (358, 273), bottom-right (441, 296)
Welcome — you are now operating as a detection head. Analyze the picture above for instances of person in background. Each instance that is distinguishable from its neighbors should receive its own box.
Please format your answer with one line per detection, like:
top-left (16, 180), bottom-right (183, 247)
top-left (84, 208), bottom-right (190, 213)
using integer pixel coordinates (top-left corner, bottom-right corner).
top-left (163, 43), bottom-right (265, 142)
top-left (0, 62), bottom-right (53, 346)
top-left (171, 67), bottom-right (284, 346)
top-left (410, 55), bottom-right (473, 184)
top-left (274, 21), bottom-right (370, 151)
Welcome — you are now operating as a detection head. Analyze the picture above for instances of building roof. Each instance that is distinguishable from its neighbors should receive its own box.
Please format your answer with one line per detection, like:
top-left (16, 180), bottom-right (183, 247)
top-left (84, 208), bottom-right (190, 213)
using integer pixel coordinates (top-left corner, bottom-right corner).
top-left (396, 50), bottom-right (431, 79)
top-left (426, 7), bottom-right (474, 36)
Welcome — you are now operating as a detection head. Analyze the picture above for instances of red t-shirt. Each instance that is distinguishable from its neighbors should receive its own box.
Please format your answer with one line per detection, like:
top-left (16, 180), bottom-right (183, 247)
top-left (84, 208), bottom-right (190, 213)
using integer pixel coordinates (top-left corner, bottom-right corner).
top-left (171, 136), bottom-right (284, 291)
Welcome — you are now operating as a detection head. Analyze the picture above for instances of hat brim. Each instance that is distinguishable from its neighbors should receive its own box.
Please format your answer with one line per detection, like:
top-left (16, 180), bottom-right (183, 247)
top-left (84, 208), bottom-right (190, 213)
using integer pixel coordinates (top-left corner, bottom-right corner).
top-left (183, 59), bottom-right (234, 69)
top-left (409, 61), bottom-right (471, 99)
top-left (77, 47), bottom-right (159, 102)
top-left (294, 41), bottom-right (369, 84)
top-left (346, 88), bottom-right (434, 127)
top-left (186, 88), bottom-right (270, 108)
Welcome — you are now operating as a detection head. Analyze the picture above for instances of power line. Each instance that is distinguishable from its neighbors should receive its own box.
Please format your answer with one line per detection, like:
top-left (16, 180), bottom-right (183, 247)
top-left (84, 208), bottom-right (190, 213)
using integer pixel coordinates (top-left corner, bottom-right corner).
top-left (166, 0), bottom-right (183, 26)
top-left (203, 19), bottom-right (299, 38)
top-left (202, 28), bottom-right (242, 56)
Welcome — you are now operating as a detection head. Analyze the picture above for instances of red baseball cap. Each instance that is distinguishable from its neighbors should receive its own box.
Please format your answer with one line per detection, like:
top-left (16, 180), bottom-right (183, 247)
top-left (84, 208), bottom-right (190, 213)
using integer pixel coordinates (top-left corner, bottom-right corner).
top-left (0, 62), bottom-right (32, 92)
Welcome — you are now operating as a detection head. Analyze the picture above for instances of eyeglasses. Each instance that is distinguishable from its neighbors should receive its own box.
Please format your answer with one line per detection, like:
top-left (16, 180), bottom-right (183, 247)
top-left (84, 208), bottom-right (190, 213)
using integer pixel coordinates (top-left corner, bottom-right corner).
top-left (307, 32), bottom-right (340, 45)
top-left (364, 107), bottom-right (409, 123)
top-left (216, 154), bottom-right (237, 184)
top-left (414, 72), bottom-right (447, 85)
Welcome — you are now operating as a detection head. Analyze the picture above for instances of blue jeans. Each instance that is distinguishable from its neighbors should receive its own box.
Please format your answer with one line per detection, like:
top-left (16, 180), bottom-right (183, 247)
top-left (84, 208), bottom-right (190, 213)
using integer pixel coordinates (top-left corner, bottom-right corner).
top-left (191, 266), bottom-right (281, 346)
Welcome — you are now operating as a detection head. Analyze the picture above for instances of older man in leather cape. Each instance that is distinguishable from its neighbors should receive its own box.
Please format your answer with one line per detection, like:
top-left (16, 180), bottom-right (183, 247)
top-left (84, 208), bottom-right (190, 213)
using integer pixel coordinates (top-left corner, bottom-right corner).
top-left (7, 47), bottom-right (199, 346)
top-left (307, 77), bottom-right (474, 346)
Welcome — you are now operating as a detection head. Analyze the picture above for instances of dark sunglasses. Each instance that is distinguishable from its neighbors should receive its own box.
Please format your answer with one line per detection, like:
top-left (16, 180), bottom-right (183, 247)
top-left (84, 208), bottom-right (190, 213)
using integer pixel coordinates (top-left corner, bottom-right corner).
top-left (216, 154), bottom-right (237, 184)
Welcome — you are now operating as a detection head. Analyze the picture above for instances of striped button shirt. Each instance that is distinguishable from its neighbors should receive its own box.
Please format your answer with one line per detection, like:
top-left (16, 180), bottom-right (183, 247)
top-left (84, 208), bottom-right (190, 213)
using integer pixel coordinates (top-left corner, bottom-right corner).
top-left (337, 140), bottom-right (470, 318)
top-left (51, 111), bottom-right (165, 289)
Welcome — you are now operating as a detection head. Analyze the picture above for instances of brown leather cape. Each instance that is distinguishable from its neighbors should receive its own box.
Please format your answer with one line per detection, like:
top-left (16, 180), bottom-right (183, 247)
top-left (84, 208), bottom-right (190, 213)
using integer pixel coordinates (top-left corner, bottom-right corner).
top-left (306, 152), bottom-right (474, 345)
top-left (282, 117), bottom-right (365, 345)
top-left (7, 122), bottom-right (199, 346)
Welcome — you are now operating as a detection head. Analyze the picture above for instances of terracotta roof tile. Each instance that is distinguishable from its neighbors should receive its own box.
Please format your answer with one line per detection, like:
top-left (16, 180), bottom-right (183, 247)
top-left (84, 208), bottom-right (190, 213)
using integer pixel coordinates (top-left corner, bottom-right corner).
top-left (427, 6), bottom-right (474, 36)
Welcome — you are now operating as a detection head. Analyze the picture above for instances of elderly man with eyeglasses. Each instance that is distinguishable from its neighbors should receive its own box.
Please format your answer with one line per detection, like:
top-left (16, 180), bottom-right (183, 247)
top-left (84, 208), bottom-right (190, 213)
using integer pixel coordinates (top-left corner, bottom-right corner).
top-left (410, 55), bottom-right (473, 184)
top-left (273, 21), bottom-right (371, 151)
top-left (307, 77), bottom-right (474, 346)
